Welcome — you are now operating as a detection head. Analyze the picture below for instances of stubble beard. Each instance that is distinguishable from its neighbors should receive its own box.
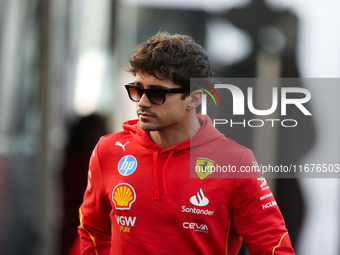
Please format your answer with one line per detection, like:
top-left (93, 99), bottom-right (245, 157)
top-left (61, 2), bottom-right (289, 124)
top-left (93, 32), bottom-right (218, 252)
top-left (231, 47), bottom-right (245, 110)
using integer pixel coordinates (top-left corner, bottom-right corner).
top-left (139, 121), bottom-right (160, 131)
top-left (137, 108), bottom-right (161, 131)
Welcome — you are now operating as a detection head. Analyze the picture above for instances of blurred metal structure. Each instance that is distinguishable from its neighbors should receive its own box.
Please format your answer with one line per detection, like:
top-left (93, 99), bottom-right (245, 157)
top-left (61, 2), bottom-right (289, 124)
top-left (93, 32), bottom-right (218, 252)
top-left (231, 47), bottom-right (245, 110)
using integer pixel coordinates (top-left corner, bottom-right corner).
top-left (0, 0), bottom-right (113, 254)
top-left (0, 0), bottom-right (67, 254)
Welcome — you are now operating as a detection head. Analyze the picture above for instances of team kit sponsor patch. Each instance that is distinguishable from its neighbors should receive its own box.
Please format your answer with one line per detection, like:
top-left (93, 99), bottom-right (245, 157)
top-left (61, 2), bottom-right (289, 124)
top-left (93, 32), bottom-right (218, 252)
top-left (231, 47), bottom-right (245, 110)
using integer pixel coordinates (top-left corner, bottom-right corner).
top-left (182, 189), bottom-right (214, 216)
top-left (256, 177), bottom-right (277, 209)
top-left (115, 215), bottom-right (137, 233)
top-left (195, 157), bottom-right (214, 179)
top-left (87, 170), bottom-right (92, 192)
top-left (112, 183), bottom-right (136, 210)
top-left (115, 141), bottom-right (129, 151)
top-left (112, 183), bottom-right (137, 232)
top-left (183, 222), bottom-right (209, 233)
top-left (118, 155), bottom-right (137, 176)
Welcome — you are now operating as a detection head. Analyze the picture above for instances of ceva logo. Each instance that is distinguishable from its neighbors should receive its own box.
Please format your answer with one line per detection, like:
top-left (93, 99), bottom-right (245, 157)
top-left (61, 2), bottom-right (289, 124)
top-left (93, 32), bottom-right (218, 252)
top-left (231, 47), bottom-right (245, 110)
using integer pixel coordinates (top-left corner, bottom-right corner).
top-left (183, 222), bottom-right (209, 233)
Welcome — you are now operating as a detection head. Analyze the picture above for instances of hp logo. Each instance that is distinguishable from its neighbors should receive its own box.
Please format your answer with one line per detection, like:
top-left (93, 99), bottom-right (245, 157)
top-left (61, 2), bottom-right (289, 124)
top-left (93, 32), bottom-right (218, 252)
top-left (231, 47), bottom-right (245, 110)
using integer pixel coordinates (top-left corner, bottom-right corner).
top-left (118, 155), bottom-right (137, 176)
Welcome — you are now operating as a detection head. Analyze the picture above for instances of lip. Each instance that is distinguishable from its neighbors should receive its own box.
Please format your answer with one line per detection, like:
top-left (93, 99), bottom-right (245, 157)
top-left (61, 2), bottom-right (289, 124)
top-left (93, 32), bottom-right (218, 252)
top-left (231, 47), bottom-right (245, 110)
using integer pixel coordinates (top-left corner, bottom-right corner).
top-left (138, 113), bottom-right (155, 119)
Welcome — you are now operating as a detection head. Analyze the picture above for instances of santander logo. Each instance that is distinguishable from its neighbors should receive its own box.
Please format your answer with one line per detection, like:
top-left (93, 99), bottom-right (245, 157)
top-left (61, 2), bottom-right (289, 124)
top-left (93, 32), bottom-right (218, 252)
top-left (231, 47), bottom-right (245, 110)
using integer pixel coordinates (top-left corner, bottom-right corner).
top-left (190, 189), bottom-right (209, 206)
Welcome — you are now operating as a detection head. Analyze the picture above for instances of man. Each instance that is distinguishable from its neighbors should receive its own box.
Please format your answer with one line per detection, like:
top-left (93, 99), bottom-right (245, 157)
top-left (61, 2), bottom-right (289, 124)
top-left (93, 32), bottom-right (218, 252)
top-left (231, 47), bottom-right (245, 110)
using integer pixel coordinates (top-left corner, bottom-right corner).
top-left (78, 31), bottom-right (295, 254)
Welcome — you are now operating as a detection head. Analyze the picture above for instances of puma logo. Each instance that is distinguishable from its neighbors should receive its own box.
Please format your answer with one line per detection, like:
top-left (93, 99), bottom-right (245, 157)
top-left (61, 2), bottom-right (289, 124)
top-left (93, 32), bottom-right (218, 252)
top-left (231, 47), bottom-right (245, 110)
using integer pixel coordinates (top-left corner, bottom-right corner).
top-left (115, 141), bottom-right (129, 151)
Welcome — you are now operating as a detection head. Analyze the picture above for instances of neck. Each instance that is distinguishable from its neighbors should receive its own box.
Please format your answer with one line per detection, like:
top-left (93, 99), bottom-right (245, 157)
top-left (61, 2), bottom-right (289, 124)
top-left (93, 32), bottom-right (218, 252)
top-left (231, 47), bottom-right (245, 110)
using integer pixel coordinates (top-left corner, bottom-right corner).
top-left (149, 113), bottom-right (201, 149)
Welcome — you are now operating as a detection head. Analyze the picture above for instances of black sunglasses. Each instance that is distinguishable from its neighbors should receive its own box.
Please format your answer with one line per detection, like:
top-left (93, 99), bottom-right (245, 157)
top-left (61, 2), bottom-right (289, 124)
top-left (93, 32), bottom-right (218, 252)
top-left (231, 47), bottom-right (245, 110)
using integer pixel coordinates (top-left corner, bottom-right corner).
top-left (125, 83), bottom-right (190, 105)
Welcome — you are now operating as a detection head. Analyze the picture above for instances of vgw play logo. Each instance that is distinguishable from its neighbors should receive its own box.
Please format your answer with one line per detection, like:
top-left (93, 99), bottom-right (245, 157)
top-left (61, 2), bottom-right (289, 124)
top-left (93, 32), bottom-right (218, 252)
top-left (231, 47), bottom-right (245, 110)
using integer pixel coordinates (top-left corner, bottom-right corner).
top-left (198, 82), bottom-right (312, 128)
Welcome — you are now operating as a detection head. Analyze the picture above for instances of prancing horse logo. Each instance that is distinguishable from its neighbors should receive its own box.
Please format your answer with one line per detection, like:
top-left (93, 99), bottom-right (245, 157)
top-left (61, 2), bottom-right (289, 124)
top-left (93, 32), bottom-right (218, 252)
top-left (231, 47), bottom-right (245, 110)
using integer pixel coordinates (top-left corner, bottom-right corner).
top-left (195, 157), bottom-right (215, 180)
top-left (115, 141), bottom-right (129, 151)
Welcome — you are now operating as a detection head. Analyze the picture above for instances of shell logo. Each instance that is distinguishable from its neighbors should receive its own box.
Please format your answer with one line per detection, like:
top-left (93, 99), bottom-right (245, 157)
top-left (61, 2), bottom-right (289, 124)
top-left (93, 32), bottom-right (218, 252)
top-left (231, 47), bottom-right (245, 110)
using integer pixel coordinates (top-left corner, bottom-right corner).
top-left (112, 183), bottom-right (136, 210)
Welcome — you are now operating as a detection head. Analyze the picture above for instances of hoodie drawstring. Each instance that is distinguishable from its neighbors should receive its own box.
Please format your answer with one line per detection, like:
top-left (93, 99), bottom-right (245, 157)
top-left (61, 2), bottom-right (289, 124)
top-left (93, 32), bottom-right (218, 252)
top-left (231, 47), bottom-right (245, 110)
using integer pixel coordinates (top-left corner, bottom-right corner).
top-left (153, 149), bottom-right (159, 200)
top-left (163, 151), bottom-right (174, 194)
top-left (153, 149), bottom-right (174, 200)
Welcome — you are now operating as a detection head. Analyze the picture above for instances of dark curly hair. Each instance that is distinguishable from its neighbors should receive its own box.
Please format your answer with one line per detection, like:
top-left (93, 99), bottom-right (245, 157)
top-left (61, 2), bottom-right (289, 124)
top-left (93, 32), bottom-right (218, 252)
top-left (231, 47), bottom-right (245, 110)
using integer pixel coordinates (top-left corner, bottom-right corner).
top-left (128, 31), bottom-right (213, 91)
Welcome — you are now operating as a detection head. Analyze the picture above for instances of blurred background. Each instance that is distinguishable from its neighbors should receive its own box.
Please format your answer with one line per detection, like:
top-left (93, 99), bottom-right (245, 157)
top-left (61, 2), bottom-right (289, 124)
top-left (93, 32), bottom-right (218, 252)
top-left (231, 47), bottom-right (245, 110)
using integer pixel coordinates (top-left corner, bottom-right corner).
top-left (0, 0), bottom-right (339, 254)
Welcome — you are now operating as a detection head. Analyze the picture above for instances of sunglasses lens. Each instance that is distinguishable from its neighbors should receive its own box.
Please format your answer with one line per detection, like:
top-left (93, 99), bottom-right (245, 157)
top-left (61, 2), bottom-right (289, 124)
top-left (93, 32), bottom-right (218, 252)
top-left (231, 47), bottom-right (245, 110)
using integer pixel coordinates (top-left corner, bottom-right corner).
top-left (126, 85), bottom-right (167, 104)
top-left (128, 86), bottom-right (142, 102)
top-left (147, 89), bottom-right (165, 104)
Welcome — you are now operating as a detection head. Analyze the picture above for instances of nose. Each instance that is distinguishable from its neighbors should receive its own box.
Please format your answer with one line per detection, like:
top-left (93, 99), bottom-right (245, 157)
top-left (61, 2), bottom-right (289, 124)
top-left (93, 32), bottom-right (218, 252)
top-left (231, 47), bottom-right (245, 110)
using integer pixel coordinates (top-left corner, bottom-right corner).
top-left (137, 93), bottom-right (152, 108)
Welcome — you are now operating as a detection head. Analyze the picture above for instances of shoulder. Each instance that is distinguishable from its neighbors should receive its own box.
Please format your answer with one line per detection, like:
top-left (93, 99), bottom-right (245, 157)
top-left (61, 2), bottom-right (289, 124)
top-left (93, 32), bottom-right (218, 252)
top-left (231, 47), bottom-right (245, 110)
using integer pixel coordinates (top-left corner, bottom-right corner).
top-left (212, 137), bottom-right (258, 176)
top-left (216, 136), bottom-right (253, 156)
top-left (98, 130), bottom-right (130, 145)
top-left (95, 130), bottom-right (132, 155)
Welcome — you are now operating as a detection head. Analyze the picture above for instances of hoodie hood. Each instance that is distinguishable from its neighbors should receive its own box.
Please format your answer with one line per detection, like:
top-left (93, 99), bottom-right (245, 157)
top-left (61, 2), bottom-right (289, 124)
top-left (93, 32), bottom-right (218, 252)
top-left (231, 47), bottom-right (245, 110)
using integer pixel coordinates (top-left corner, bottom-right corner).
top-left (122, 115), bottom-right (225, 200)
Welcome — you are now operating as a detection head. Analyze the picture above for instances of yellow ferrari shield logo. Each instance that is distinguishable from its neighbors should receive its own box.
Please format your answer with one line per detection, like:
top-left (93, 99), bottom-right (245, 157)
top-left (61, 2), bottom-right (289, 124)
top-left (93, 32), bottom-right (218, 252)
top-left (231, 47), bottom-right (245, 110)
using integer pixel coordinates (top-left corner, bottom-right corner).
top-left (195, 157), bottom-right (215, 179)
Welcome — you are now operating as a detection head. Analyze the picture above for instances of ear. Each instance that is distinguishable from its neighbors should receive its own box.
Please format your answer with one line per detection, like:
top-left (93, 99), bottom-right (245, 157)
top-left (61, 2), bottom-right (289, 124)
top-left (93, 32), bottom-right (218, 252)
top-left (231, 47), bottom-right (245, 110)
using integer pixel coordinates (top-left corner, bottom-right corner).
top-left (187, 89), bottom-right (203, 110)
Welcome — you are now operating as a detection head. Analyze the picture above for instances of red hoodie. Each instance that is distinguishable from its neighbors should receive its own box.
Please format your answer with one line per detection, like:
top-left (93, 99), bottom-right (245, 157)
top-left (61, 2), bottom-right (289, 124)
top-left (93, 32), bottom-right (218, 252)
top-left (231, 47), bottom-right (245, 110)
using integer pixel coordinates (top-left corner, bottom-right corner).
top-left (78, 115), bottom-right (294, 255)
